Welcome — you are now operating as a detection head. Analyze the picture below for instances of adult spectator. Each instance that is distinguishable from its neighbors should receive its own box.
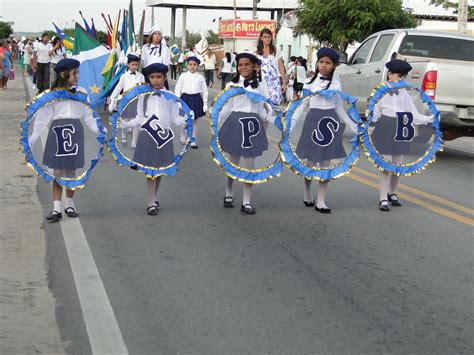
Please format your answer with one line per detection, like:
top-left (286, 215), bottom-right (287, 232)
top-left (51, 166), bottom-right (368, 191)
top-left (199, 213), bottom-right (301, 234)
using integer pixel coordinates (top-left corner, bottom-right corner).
top-left (1, 40), bottom-right (13, 89)
top-left (253, 28), bottom-right (287, 105)
top-left (23, 39), bottom-right (33, 76)
top-left (32, 33), bottom-right (53, 93)
top-left (50, 37), bottom-right (67, 86)
top-left (217, 51), bottom-right (235, 90)
top-left (203, 48), bottom-right (216, 88)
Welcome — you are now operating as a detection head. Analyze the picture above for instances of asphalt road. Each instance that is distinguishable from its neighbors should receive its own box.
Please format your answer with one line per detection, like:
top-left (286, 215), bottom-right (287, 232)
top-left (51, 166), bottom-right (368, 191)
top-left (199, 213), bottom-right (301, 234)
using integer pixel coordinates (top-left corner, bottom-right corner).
top-left (37, 81), bottom-right (473, 354)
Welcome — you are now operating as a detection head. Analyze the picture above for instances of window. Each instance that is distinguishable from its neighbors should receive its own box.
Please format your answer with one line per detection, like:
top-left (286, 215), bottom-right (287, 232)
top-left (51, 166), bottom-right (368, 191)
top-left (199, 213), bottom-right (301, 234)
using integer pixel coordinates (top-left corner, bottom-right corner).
top-left (370, 34), bottom-right (395, 62)
top-left (399, 35), bottom-right (474, 61)
top-left (350, 37), bottom-right (376, 65)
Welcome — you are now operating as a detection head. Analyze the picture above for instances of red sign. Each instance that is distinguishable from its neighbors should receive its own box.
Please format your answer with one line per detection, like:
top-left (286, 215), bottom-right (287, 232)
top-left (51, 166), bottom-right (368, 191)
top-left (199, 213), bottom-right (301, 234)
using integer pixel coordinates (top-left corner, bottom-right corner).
top-left (219, 19), bottom-right (276, 39)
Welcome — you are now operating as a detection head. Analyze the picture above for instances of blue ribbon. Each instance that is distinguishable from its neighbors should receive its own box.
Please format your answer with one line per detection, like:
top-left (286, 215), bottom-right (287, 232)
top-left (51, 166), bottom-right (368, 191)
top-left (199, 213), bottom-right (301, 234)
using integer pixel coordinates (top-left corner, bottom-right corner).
top-left (108, 84), bottom-right (194, 178)
top-left (361, 80), bottom-right (443, 175)
top-left (279, 89), bottom-right (363, 180)
top-left (210, 87), bottom-right (283, 184)
top-left (20, 90), bottom-right (106, 189)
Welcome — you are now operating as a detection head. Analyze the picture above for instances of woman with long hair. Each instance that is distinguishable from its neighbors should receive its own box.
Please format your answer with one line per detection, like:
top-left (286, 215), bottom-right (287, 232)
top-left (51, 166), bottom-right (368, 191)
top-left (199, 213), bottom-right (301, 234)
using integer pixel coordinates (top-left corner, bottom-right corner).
top-left (253, 28), bottom-right (287, 105)
top-left (50, 37), bottom-right (67, 87)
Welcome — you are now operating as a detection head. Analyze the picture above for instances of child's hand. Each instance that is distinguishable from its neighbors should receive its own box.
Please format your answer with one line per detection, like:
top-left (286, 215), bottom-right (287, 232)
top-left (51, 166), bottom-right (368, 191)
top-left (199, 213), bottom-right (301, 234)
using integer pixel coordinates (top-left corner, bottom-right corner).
top-left (203, 104), bottom-right (208, 112)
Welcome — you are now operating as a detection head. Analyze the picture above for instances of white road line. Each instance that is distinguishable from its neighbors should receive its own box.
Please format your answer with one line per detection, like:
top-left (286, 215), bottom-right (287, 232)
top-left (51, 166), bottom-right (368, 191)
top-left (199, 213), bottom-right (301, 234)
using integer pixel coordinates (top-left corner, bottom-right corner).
top-left (59, 215), bottom-right (129, 355)
top-left (24, 75), bottom-right (128, 354)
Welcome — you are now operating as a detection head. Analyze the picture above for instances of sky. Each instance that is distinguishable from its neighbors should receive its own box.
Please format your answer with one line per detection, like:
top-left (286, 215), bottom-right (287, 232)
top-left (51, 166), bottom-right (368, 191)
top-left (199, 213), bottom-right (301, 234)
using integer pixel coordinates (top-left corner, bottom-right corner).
top-left (0, 0), bottom-right (459, 35)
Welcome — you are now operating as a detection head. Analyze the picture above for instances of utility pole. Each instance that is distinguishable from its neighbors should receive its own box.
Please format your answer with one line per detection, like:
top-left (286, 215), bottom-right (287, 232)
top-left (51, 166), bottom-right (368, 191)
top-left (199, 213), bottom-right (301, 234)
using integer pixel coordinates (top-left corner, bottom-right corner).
top-left (151, 6), bottom-right (155, 27)
top-left (233, 0), bottom-right (237, 19)
top-left (253, 0), bottom-right (258, 19)
top-left (457, 0), bottom-right (468, 34)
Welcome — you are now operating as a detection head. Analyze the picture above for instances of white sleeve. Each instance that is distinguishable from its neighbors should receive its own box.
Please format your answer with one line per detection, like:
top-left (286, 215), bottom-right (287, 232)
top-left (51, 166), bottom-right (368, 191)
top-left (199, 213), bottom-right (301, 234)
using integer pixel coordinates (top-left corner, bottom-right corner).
top-left (258, 82), bottom-right (272, 122)
top-left (403, 91), bottom-right (434, 125)
top-left (332, 82), bottom-right (357, 133)
top-left (83, 106), bottom-right (100, 134)
top-left (290, 98), bottom-right (308, 132)
top-left (120, 96), bottom-right (145, 128)
top-left (218, 85), bottom-right (234, 122)
top-left (109, 75), bottom-right (125, 112)
top-left (372, 100), bottom-right (382, 123)
top-left (162, 46), bottom-right (171, 66)
top-left (200, 76), bottom-right (208, 106)
top-left (29, 104), bottom-right (54, 147)
top-left (174, 75), bottom-right (184, 98)
top-left (171, 99), bottom-right (186, 126)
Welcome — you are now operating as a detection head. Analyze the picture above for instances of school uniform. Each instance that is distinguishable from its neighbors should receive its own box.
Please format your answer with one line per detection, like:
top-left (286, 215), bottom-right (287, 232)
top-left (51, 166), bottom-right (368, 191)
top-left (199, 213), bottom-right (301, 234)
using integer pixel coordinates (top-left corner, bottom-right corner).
top-left (174, 71), bottom-right (208, 119)
top-left (141, 42), bottom-right (171, 68)
top-left (120, 89), bottom-right (186, 168)
top-left (109, 70), bottom-right (145, 115)
top-left (372, 86), bottom-right (433, 155)
top-left (294, 74), bottom-right (357, 163)
top-left (29, 87), bottom-right (99, 170)
top-left (34, 41), bottom-right (52, 92)
top-left (218, 76), bottom-right (271, 158)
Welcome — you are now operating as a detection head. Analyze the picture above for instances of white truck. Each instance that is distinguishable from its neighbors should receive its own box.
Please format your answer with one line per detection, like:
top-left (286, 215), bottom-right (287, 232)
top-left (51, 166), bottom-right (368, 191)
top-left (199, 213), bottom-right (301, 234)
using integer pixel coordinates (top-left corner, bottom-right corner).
top-left (334, 29), bottom-right (474, 140)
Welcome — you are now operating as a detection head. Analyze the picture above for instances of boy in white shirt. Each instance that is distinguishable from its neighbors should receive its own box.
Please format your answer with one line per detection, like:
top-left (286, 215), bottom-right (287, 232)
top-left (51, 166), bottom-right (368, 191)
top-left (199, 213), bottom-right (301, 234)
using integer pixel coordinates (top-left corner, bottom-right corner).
top-left (109, 54), bottom-right (145, 146)
top-left (175, 56), bottom-right (208, 149)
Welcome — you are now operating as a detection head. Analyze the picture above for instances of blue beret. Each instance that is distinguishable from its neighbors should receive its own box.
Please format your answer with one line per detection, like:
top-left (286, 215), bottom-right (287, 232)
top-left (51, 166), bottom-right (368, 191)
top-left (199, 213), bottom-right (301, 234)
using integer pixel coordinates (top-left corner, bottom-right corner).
top-left (235, 52), bottom-right (261, 65)
top-left (385, 59), bottom-right (412, 74)
top-left (143, 63), bottom-right (168, 76)
top-left (54, 58), bottom-right (80, 73)
top-left (127, 54), bottom-right (140, 63)
top-left (317, 48), bottom-right (339, 63)
top-left (186, 56), bottom-right (201, 65)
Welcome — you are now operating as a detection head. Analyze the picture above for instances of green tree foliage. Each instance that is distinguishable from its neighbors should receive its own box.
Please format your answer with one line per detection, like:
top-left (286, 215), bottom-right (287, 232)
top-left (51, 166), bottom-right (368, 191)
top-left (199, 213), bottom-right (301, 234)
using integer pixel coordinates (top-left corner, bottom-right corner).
top-left (0, 21), bottom-right (14, 39)
top-left (295, 0), bottom-right (418, 51)
top-left (429, 0), bottom-right (474, 17)
top-left (172, 30), bottom-right (221, 48)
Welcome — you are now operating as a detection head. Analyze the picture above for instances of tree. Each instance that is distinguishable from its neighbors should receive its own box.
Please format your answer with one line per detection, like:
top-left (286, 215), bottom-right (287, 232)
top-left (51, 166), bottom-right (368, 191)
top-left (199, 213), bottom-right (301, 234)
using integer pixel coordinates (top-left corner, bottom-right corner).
top-left (429, 0), bottom-right (474, 17)
top-left (0, 21), bottom-right (13, 39)
top-left (173, 30), bottom-right (221, 49)
top-left (295, 0), bottom-right (417, 52)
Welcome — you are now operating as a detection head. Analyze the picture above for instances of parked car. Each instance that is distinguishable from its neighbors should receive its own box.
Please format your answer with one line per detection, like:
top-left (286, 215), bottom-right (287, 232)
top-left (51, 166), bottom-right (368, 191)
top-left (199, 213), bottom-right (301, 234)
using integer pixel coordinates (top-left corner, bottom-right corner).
top-left (335, 29), bottom-right (474, 140)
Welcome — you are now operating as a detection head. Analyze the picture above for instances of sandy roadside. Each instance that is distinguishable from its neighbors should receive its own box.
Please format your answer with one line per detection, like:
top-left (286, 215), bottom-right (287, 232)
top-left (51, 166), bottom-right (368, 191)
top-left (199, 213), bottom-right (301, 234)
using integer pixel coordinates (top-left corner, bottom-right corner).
top-left (0, 65), bottom-right (65, 354)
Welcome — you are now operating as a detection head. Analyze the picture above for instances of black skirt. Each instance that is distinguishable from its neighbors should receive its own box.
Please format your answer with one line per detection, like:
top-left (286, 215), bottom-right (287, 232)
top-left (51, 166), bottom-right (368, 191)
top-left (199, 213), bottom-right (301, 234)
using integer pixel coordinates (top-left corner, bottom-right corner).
top-left (372, 115), bottom-right (410, 155)
top-left (43, 118), bottom-right (85, 170)
top-left (218, 111), bottom-right (268, 158)
top-left (295, 108), bottom-right (346, 163)
top-left (181, 93), bottom-right (204, 119)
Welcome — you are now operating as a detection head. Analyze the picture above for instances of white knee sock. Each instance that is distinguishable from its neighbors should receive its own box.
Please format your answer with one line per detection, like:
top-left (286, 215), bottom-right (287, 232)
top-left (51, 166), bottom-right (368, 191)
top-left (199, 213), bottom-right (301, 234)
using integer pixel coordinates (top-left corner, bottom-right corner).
top-left (131, 127), bottom-right (139, 148)
top-left (304, 178), bottom-right (313, 201)
top-left (243, 183), bottom-right (252, 206)
top-left (316, 181), bottom-right (329, 209)
top-left (192, 120), bottom-right (198, 140)
top-left (226, 177), bottom-right (234, 198)
top-left (53, 200), bottom-right (61, 213)
top-left (154, 177), bottom-right (161, 203)
top-left (147, 179), bottom-right (156, 207)
top-left (65, 198), bottom-right (75, 209)
top-left (379, 171), bottom-right (390, 202)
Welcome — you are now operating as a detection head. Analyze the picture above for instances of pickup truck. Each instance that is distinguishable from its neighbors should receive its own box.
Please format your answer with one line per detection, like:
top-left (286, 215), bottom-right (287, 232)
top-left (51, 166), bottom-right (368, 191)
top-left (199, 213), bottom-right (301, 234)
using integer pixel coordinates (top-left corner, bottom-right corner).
top-left (334, 29), bottom-right (474, 140)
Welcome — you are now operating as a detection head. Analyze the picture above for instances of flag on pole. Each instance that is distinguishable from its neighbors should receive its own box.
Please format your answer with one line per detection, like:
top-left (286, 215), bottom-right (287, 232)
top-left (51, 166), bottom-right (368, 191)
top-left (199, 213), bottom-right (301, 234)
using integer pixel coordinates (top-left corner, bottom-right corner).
top-left (72, 23), bottom-right (110, 106)
top-left (52, 22), bottom-right (74, 50)
top-left (79, 11), bottom-right (96, 39)
top-left (101, 12), bottom-right (120, 90)
top-left (128, 0), bottom-right (135, 52)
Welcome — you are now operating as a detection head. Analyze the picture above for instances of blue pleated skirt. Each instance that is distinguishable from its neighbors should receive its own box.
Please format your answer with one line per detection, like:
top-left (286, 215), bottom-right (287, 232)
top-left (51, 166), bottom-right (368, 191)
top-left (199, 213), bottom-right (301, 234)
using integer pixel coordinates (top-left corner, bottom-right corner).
top-left (181, 93), bottom-right (204, 119)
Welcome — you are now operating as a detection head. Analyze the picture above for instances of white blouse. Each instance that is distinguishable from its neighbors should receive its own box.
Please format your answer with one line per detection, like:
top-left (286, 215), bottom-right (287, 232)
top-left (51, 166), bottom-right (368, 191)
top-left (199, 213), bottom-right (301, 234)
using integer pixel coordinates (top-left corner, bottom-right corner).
top-left (29, 88), bottom-right (99, 146)
top-left (217, 76), bottom-right (272, 122)
top-left (291, 75), bottom-right (357, 133)
top-left (174, 71), bottom-right (208, 105)
top-left (373, 85), bottom-right (434, 124)
top-left (141, 43), bottom-right (171, 67)
top-left (120, 89), bottom-right (186, 129)
top-left (50, 46), bottom-right (66, 64)
top-left (109, 70), bottom-right (146, 111)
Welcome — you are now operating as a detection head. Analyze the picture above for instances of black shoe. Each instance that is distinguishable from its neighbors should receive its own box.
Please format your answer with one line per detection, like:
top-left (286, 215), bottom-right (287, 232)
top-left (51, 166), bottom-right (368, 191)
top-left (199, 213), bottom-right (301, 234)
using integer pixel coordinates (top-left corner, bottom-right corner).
top-left (64, 207), bottom-right (78, 218)
top-left (46, 211), bottom-right (62, 222)
top-left (240, 204), bottom-right (256, 214)
top-left (379, 200), bottom-right (390, 212)
top-left (191, 143), bottom-right (199, 149)
top-left (147, 206), bottom-right (158, 215)
top-left (303, 200), bottom-right (315, 207)
top-left (315, 205), bottom-right (331, 214)
top-left (154, 201), bottom-right (160, 211)
top-left (223, 196), bottom-right (234, 208)
top-left (388, 194), bottom-right (402, 206)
